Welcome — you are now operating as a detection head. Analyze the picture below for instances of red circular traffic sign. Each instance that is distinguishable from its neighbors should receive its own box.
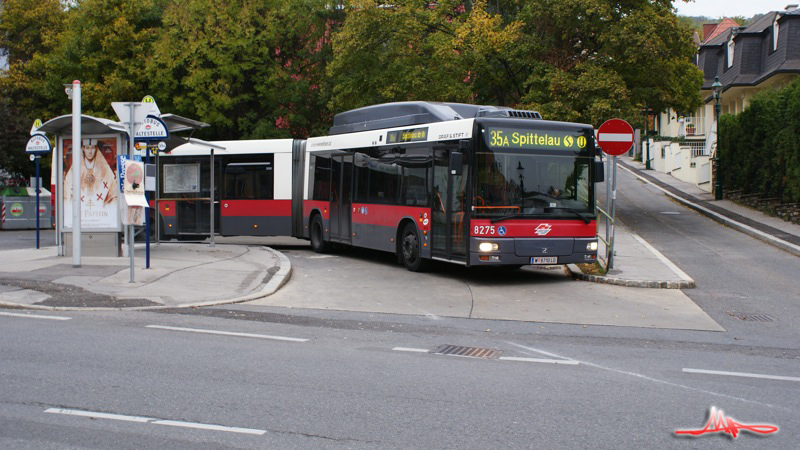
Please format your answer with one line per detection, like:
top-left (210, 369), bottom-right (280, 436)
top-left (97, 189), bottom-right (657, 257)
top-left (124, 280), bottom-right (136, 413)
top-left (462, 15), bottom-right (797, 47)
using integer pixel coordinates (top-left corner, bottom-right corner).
top-left (597, 119), bottom-right (634, 156)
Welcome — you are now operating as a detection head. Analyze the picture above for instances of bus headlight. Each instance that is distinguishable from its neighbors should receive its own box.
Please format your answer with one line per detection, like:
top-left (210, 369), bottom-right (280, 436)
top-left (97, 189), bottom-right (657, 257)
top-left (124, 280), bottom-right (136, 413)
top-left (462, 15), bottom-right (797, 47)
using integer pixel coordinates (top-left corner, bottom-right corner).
top-left (479, 242), bottom-right (499, 252)
top-left (587, 241), bottom-right (598, 251)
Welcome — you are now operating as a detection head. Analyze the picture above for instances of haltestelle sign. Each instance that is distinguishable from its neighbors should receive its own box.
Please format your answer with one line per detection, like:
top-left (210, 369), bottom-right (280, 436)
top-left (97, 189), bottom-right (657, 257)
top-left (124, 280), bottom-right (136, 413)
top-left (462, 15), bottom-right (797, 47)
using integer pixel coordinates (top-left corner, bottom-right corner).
top-left (26, 135), bottom-right (52, 154)
top-left (134, 115), bottom-right (169, 141)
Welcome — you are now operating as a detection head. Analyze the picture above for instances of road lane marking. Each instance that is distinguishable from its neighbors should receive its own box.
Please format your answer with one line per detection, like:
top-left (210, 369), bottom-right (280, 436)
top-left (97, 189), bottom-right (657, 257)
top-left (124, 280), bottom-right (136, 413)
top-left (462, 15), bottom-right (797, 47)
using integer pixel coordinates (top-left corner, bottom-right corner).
top-left (0, 311), bottom-right (71, 321)
top-left (500, 357), bottom-right (580, 365)
top-left (145, 325), bottom-right (308, 342)
top-left (393, 347), bottom-right (429, 353)
top-left (683, 368), bottom-right (800, 383)
top-left (45, 408), bottom-right (266, 435)
top-left (507, 342), bottom-right (784, 410)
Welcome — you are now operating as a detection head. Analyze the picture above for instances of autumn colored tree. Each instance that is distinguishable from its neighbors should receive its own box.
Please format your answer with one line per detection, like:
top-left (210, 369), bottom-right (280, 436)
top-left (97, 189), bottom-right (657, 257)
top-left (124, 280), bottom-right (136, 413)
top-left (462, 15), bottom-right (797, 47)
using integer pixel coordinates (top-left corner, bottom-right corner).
top-left (148, 0), bottom-right (343, 139)
top-left (327, 0), bottom-right (521, 112)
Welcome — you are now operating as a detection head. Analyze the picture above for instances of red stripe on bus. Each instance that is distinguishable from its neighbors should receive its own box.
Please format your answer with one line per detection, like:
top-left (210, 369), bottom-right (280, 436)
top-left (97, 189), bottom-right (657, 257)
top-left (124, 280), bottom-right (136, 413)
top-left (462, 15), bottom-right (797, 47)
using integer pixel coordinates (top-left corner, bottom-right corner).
top-left (222, 199), bottom-right (292, 217)
top-left (352, 204), bottom-right (432, 230)
top-left (469, 219), bottom-right (596, 238)
top-left (304, 200), bottom-right (330, 219)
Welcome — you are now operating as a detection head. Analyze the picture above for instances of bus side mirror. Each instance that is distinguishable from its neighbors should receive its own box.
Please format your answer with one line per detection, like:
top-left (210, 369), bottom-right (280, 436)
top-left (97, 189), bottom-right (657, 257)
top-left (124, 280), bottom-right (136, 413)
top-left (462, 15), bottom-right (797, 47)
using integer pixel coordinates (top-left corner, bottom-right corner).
top-left (450, 152), bottom-right (463, 176)
top-left (594, 160), bottom-right (605, 183)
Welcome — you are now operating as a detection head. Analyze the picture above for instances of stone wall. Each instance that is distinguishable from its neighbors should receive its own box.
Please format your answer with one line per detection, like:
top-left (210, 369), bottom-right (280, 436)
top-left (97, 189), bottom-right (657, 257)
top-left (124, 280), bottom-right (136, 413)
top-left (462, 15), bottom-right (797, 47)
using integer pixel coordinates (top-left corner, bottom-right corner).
top-left (725, 190), bottom-right (800, 225)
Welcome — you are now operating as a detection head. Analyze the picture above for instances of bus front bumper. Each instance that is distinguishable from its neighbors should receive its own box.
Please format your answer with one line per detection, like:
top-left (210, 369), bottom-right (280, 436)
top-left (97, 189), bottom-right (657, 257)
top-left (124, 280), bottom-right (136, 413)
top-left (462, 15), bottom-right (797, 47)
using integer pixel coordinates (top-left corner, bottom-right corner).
top-left (469, 237), bottom-right (598, 266)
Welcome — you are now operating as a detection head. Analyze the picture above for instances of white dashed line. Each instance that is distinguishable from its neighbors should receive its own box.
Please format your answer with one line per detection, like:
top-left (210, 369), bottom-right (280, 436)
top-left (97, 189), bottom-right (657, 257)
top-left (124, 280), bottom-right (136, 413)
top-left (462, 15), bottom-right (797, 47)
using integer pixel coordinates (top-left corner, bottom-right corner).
top-left (145, 325), bottom-right (308, 342)
top-left (45, 408), bottom-right (266, 435)
top-left (683, 368), bottom-right (800, 383)
top-left (0, 311), bottom-right (71, 321)
top-left (500, 357), bottom-right (579, 365)
top-left (392, 347), bottom-right (430, 353)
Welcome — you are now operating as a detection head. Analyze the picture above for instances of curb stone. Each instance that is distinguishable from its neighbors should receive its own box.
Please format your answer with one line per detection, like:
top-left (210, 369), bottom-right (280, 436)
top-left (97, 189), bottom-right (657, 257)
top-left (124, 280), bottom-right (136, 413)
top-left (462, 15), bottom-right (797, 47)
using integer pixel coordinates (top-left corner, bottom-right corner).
top-left (0, 246), bottom-right (292, 311)
top-left (566, 264), bottom-right (695, 289)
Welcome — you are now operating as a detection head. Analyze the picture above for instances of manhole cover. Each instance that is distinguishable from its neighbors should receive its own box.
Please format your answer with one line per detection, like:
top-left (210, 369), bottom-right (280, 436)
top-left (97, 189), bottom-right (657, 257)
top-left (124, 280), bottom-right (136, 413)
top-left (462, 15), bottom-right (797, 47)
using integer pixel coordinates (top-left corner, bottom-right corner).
top-left (737, 314), bottom-right (775, 322)
top-left (433, 345), bottom-right (500, 359)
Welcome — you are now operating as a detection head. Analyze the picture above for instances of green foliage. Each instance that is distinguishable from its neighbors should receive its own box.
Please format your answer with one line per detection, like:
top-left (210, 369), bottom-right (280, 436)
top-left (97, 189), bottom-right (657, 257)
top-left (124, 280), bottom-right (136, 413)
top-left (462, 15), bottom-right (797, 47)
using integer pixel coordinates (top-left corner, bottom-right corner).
top-left (2, 0), bottom-right (708, 182)
top-left (719, 78), bottom-right (800, 203)
top-left (328, 0), bottom-right (520, 112)
top-left (148, 0), bottom-right (340, 138)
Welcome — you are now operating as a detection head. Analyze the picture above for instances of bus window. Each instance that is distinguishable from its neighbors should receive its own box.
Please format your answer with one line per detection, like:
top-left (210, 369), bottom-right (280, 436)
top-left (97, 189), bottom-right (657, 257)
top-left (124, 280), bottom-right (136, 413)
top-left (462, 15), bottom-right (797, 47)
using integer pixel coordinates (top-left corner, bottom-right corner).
top-left (224, 160), bottom-right (274, 200)
top-left (311, 153), bottom-right (331, 201)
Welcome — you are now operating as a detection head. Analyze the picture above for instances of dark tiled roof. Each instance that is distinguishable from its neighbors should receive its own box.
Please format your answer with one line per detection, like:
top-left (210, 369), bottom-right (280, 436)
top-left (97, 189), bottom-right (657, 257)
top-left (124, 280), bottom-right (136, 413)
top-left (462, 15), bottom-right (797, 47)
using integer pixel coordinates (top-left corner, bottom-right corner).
top-left (742, 11), bottom-right (778, 33)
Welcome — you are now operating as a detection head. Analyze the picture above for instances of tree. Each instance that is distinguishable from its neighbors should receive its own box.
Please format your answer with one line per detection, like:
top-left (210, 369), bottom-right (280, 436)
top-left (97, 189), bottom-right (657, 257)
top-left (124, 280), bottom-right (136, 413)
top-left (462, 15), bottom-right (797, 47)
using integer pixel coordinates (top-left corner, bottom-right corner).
top-left (327, 0), bottom-right (521, 112)
top-left (328, 0), bottom-right (703, 127)
top-left (148, 0), bottom-right (343, 139)
top-left (0, 0), bottom-right (66, 183)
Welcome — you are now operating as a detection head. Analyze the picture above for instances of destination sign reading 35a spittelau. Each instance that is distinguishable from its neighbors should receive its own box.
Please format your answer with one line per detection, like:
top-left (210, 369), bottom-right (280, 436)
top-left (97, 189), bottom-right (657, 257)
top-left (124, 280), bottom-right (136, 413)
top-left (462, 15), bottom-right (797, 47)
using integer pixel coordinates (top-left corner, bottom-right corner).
top-left (485, 127), bottom-right (588, 150)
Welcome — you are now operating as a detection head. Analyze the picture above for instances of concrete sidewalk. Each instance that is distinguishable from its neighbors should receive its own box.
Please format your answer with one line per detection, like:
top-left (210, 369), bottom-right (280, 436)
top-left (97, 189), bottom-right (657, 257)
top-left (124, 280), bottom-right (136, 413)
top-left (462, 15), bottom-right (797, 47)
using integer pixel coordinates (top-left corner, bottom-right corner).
top-left (0, 242), bottom-right (290, 310)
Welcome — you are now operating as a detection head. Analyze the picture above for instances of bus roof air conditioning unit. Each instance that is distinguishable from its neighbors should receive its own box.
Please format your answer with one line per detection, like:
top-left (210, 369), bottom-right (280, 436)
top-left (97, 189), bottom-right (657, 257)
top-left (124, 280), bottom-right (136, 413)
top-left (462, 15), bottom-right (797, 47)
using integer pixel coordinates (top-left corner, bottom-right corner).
top-left (329, 102), bottom-right (542, 135)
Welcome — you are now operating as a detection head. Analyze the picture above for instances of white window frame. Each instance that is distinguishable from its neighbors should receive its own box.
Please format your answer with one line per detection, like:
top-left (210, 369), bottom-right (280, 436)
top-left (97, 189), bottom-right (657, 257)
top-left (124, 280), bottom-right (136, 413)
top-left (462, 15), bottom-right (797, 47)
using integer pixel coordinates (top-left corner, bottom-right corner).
top-left (773, 17), bottom-right (780, 51)
top-left (727, 38), bottom-right (735, 68)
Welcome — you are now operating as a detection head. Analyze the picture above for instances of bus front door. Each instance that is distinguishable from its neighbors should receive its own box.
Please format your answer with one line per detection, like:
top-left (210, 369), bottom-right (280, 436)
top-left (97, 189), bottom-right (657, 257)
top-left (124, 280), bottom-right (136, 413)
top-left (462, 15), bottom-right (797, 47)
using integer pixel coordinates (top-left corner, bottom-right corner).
top-left (329, 154), bottom-right (352, 244)
top-left (432, 147), bottom-right (467, 261)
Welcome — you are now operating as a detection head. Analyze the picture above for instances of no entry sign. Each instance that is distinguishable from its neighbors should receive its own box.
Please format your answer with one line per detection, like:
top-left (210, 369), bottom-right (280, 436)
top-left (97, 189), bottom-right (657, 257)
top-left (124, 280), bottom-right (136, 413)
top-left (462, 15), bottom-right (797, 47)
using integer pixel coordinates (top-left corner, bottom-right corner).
top-left (597, 119), bottom-right (634, 156)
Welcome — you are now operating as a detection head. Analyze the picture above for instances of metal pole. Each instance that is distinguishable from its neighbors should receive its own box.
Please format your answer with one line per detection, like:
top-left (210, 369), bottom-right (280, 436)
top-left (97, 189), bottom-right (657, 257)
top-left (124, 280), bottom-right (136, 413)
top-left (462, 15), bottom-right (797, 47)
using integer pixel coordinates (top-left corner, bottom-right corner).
top-left (644, 109), bottom-right (651, 170)
top-left (56, 138), bottom-right (62, 255)
top-left (145, 147), bottom-right (150, 268)
top-left (714, 100), bottom-right (722, 201)
top-left (128, 104), bottom-right (135, 283)
top-left (155, 149), bottom-right (160, 245)
top-left (604, 155), bottom-right (610, 249)
top-left (608, 155), bottom-right (619, 269)
top-left (35, 156), bottom-right (40, 249)
top-left (209, 148), bottom-right (215, 247)
top-left (71, 80), bottom-right (81, 268)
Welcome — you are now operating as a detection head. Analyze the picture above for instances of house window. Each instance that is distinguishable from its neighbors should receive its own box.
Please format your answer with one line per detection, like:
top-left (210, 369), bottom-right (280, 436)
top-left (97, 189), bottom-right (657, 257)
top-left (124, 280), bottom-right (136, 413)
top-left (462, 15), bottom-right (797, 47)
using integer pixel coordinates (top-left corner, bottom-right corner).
top-left (773, 17), bottom-right (780, 51)
top-left (727, 38), bottom-right (735, 68)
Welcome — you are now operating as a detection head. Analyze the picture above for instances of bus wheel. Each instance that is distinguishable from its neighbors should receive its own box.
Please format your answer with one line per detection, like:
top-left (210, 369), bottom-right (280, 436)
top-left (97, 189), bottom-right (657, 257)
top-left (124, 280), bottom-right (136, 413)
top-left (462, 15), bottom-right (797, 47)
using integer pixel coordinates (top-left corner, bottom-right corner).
top-left (400, 223), bottom-right (428, 272)
top-left (310, 215), bottom-right (329, 253)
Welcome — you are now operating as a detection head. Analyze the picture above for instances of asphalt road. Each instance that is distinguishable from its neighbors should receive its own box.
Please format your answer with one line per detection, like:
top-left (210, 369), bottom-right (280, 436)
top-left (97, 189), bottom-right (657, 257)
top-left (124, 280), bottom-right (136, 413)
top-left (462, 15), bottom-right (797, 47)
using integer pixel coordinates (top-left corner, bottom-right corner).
top-left (2, 168), bottom-right (800, 448)
top-left (1, 308), bottom-right (798, 449)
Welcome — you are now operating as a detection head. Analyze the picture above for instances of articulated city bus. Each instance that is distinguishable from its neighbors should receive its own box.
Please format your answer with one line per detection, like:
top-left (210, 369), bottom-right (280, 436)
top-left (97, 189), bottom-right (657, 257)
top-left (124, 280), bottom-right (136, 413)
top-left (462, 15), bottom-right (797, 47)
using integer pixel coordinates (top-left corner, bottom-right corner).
top-left (157, 102), bottom-right (603, 271)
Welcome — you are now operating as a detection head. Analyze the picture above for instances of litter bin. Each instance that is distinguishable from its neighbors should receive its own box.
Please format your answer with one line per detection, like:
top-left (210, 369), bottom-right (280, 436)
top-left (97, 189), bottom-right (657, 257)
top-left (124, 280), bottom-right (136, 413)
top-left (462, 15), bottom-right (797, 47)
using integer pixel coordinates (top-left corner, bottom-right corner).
top-left (0, 188), bottom-right (53, 230)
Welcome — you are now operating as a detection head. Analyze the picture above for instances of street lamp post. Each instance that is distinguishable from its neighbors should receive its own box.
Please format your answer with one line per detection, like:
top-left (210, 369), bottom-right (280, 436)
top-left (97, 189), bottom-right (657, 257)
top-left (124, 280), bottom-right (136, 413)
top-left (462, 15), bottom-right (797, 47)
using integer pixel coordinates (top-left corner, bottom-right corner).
top-left (644, 107), bottom-right (652, 170)
top-left (712, 76), bottom-right (723, 201)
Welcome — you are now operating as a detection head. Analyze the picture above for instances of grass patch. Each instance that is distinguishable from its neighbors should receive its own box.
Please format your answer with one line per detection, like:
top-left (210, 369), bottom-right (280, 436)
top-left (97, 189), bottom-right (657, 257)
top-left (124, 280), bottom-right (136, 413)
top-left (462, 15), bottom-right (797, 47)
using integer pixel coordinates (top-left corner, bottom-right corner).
top-left (576, 262), bottom-right (606, 276)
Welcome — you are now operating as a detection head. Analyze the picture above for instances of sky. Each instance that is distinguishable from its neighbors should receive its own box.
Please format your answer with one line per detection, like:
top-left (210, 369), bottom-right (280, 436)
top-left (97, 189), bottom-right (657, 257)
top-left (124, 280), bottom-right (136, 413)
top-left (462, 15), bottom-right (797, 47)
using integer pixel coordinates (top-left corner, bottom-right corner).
top-left (674, 0), bottom-right (796, 18)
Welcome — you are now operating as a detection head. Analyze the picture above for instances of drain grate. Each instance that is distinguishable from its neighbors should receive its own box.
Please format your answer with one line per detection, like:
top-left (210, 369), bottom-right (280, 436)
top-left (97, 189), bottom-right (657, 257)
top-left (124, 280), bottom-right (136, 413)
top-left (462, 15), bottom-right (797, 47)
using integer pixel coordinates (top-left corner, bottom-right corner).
top-left (736, 314), bottom-right (776, 322)
top-left (433, 345), bottom-right (500, 359)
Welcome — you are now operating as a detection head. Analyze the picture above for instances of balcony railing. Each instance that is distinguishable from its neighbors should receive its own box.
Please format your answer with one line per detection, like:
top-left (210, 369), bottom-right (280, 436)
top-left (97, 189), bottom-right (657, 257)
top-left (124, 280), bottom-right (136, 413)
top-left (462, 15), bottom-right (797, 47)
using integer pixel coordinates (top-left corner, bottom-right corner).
top-left (684, 116), bottom-right (706, 136)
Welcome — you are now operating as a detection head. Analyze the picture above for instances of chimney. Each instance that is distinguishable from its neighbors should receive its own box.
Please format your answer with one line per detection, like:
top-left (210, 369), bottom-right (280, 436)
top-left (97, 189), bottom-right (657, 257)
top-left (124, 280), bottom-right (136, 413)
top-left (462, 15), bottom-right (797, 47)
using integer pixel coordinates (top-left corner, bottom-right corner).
top-left (703, 23), bottom-right (718, 41)
top-left (786, 5), bottom-right (798, 11)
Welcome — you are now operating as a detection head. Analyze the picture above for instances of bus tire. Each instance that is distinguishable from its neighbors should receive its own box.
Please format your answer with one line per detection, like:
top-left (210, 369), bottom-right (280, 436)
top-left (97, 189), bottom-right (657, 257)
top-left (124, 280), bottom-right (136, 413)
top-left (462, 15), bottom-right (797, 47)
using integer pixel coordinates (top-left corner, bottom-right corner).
top-left (310, 214), bottom-right (329, 253)
top-left (400, 223), bottom-right (429, 272)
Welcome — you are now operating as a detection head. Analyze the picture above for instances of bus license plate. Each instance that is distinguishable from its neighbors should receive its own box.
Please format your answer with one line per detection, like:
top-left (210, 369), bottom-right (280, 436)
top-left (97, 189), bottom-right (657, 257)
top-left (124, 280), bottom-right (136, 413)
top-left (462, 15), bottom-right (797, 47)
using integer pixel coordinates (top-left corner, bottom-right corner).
top-left (532, 257), bottom-right (558, 264)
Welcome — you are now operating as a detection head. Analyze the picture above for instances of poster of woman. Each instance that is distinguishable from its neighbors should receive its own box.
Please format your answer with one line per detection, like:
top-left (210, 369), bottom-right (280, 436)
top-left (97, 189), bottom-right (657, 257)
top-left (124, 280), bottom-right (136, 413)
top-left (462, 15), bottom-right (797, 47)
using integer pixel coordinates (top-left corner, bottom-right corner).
top-left (63, 137), bottom-right (119, 229)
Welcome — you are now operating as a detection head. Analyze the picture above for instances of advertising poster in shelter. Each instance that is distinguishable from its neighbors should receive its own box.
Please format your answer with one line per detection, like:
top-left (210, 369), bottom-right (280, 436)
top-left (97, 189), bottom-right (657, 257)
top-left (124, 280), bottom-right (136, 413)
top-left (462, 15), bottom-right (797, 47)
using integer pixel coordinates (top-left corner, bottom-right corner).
top-left (63, 137), bottom-right (119, 229)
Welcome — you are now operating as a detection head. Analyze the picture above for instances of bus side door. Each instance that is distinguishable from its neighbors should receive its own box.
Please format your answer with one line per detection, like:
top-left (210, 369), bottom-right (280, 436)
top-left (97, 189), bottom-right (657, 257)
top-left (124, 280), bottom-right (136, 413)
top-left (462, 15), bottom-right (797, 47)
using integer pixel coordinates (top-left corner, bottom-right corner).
top-left (431, 145), bottom-right (467, 261)
top-left (329, 153), bottom-right (353, 243)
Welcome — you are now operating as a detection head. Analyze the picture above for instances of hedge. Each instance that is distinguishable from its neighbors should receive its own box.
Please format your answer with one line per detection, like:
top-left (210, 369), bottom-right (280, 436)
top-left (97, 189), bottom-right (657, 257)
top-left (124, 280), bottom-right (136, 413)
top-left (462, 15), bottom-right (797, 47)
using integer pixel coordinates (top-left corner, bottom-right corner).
top-left (718, 77), bottom-right (800, 203)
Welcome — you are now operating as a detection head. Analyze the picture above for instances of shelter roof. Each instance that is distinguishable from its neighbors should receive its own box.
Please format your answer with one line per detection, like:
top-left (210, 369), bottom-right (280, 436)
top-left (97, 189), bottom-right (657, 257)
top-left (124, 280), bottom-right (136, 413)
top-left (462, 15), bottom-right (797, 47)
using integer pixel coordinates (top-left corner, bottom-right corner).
top-left (37, 115), bottom-right (127, 135)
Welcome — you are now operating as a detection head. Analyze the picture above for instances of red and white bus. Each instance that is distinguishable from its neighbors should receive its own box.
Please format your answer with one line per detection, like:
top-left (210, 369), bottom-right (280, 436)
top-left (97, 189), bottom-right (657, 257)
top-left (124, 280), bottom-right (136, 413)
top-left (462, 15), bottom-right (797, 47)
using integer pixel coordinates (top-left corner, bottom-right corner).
top-left (158, 102), bottom-right (603, 271)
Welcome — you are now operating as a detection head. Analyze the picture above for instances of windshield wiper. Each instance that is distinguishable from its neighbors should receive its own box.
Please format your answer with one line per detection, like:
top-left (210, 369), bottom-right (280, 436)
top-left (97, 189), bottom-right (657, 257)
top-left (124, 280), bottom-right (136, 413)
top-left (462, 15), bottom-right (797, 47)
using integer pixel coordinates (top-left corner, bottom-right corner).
top-left (546, 207), bottom-right (591, 224)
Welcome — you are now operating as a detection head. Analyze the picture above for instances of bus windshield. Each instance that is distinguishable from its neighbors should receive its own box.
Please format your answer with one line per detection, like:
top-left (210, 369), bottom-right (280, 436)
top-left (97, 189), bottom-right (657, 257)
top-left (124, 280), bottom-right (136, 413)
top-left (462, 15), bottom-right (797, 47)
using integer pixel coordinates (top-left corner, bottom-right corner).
top-left (473, 148), bottom-right (592, 219)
